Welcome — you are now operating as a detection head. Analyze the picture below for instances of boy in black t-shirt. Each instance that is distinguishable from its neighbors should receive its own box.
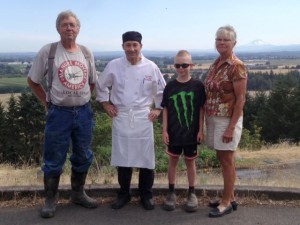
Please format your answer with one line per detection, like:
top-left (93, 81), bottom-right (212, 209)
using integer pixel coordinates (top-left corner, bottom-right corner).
top-left (161, 50), bottom-right (206, 212)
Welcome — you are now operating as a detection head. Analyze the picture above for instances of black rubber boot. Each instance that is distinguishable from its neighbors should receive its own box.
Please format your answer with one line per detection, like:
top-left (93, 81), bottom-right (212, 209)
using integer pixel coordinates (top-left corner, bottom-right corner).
top-left (71, 170), bottom-right (98, 209)
top-left (40, 176), bottom-right (60, 218)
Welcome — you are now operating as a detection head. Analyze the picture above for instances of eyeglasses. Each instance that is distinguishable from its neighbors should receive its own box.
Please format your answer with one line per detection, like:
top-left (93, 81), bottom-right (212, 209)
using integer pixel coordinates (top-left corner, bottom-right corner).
top-left (174, 63), bottom-right (190, 69)
top-left (61, 23), bottom-right (77, 29)
top-left (215, 38), bottom-right (232, 42)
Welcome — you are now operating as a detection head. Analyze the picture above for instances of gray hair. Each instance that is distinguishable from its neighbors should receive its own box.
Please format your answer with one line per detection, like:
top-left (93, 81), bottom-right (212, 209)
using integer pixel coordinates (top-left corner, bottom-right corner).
top-left (56, 10), bottom-right (81, 31)
top-left (216, 25), bottom-right (237, 42)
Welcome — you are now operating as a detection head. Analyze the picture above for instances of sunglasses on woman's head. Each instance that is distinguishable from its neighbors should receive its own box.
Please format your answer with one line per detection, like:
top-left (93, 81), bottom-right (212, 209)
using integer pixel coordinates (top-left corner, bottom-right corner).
top-left (174, 63), bottom-right (190, 69)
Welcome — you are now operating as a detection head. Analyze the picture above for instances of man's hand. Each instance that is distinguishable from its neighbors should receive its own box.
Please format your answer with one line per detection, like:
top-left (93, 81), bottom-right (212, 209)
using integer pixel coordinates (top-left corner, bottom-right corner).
top-left (101, 102), bottom-right (118, 118)
top-left (148, 108), bottom-right (161, 122)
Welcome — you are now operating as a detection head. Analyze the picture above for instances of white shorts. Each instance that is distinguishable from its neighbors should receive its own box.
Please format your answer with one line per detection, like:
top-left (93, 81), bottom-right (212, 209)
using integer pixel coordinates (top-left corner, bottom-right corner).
top-left (205, 116), bottom-right (243, 151)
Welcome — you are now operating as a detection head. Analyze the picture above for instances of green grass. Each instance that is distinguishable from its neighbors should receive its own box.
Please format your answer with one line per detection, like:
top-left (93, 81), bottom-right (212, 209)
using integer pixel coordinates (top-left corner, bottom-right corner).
top-left (0, 77), bottom-right (27, 87)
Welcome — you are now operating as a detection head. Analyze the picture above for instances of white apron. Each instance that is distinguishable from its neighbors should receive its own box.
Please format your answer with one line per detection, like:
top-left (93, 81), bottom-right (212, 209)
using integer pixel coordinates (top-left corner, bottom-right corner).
top-left (111, 107), bottom-right (155, 169)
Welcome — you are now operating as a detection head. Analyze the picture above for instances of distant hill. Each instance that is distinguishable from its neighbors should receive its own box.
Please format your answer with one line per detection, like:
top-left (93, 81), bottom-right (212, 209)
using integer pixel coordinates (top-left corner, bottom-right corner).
top-left (93, 50), bottom-right (180, 58)
top-left (93, 41), bottom-right (300, 58)
top-left (2, 41), bottom-right (300, 59)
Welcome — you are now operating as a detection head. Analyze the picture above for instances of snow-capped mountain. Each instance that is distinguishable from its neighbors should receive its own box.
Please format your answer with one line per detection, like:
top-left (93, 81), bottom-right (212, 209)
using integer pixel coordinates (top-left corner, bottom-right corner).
top-left (236, 39), bottom-right (300, 52)
top-left (248, 39), bottom-right (269, 46)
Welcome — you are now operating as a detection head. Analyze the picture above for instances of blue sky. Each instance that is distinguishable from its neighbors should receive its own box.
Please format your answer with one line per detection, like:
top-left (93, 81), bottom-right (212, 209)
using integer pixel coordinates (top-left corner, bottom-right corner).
top-left (0, 0), bottom-right (299, 52)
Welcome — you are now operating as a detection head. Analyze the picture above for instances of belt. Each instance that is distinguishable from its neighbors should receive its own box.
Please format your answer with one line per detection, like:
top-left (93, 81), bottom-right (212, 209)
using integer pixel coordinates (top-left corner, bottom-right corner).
top-left (48, 102), bottom-right (90, 110)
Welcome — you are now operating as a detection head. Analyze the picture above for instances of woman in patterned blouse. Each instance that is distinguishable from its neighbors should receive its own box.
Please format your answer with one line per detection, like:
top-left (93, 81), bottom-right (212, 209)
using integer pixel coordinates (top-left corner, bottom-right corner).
top-left (204, 25), bottom-right (247, 218)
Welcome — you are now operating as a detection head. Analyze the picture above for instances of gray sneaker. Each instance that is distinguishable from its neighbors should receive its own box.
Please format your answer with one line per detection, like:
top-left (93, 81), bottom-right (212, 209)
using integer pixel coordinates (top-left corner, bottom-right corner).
top-left (185, 192), bottom-right (198, 212)
top-left (163, 192), bottom-right (176, 211)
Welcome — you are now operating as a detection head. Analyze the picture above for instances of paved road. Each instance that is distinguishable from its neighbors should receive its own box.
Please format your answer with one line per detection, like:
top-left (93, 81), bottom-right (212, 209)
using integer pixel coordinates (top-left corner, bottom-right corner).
top-left (1, 201), bottom-right (300, 225)
top-left (1, 185), bottom-right (300, 225)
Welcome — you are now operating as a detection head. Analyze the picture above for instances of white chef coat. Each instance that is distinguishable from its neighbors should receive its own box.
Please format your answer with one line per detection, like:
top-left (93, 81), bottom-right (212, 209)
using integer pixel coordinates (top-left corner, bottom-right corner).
top-left (96, 54), bottom-right (166, 169)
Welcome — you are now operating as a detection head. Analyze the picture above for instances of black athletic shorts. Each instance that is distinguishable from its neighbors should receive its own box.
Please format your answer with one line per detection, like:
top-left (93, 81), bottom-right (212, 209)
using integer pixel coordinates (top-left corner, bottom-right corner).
top-left (166, 144), bottom-right (198, 159)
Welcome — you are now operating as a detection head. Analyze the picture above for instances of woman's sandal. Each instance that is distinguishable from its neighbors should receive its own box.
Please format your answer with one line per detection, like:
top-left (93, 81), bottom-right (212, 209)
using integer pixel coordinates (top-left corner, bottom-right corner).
top-left (208, 200), bottom-right (238, 210)
top-left (209, 204), bottom-right (233, 217)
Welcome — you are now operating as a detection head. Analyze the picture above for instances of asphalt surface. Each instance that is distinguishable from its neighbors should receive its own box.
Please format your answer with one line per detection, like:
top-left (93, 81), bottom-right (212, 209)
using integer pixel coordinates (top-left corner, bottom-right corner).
top-left (1, 185), bottom-right (300, 225)
top-left (1, 200), bottom-right (300, 225)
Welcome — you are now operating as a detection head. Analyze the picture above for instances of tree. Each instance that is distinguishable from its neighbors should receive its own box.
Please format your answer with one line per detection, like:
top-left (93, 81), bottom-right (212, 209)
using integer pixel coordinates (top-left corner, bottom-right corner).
top-left (17, 92), bottom-right (45, 165)
top-left (1, 92), bottom-right (45, 165)
top-left (289, 82), bottom-right (300, 142)
top-left (243, 91), bottom-right (268, 134)
top-left (0, 103), bottom-right (6, 160)
top-left (2, 94), bottom-right (23, 165)
top-left (259, 76), bottom-right (297, 143)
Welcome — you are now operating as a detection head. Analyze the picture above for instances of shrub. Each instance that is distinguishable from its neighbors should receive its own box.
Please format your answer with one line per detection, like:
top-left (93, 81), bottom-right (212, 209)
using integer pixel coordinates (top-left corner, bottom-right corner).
top-left (91, 112), bottom-right (112, 149)
top-left (197, 146), bottom-right (219, 169)
top-left (93, 145), bottom-right (111, 168)
top-left (239, 126), bottom-right (264, 150)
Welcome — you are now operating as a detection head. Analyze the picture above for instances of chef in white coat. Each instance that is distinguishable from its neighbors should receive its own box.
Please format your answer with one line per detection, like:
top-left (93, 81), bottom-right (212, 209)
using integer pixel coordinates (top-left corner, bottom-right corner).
top-left (96, 31), bottom-right (166, 210)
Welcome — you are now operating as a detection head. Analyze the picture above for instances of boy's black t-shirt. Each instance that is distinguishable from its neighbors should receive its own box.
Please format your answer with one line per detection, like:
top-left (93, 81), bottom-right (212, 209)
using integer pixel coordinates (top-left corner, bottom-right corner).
top-left (161, 78), bottom-right (206, 146)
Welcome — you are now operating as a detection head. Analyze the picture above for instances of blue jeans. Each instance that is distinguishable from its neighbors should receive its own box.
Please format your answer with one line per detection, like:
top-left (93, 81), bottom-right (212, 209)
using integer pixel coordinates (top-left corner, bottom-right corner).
top-left (42, 102), bottom-right (94, 177)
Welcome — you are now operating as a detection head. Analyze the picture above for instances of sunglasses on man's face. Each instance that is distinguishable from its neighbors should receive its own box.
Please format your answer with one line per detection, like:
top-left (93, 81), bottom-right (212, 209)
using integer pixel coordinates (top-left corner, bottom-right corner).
top-left (174, 63), bottom-right (190, 69)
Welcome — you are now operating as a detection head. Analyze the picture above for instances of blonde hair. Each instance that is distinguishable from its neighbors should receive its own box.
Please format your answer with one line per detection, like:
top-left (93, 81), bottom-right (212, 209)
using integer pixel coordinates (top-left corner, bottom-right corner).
top-left (216, 25), bottom-right (237, 42)
top-left (175, 50), bottom-right (192, 63)
top-left (56, 10), bottom-right (81, 31)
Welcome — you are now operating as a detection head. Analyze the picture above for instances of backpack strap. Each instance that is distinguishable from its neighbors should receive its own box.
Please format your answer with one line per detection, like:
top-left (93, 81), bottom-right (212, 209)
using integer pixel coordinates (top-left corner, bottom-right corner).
top-left (46, 42), bottom-right (59, 102)
top-left (78, 44), bottom-right (91, 59)
top-left (78, 44), bottom-right (93, 84)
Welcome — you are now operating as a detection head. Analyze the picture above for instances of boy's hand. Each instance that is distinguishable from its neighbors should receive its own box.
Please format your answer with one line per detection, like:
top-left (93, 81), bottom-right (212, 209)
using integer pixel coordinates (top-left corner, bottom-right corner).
top-left (197, 131), bottom-right (204, 144)
top-left (162, 130), bottom-right (169, 145)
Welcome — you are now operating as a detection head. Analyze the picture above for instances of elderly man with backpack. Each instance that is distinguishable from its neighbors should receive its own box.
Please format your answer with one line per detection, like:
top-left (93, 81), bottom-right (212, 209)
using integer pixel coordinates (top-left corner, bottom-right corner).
top-left (27, 10), bottom-right (98, 218)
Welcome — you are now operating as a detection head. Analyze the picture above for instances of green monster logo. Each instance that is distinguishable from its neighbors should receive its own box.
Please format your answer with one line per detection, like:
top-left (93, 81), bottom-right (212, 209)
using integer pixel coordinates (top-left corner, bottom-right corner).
top-left (169, 91), bottom-right (194, 128)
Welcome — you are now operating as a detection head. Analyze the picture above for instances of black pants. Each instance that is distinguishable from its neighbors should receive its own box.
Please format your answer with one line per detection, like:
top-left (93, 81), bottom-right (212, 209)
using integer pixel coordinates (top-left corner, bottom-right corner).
top-left (117, 166), bottom-right (154, 199)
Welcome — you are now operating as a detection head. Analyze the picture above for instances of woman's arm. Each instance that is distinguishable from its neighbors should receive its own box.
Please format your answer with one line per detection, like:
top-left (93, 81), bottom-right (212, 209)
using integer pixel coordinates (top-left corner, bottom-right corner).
top-left (223, 78), bottom-right (247, 142)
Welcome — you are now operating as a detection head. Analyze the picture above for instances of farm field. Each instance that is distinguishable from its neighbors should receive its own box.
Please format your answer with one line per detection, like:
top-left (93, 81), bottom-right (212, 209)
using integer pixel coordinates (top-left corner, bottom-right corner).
top-left (0, 76), bottom-right (27, 87)
top-left (248, 68), bottom-right (300, 74)
top-left (248, 58), bottom-right (300, 66)
top-left (170, 58), bottom-right (300, 73)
